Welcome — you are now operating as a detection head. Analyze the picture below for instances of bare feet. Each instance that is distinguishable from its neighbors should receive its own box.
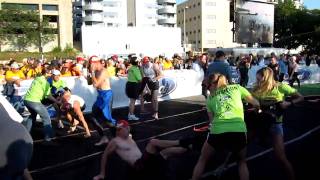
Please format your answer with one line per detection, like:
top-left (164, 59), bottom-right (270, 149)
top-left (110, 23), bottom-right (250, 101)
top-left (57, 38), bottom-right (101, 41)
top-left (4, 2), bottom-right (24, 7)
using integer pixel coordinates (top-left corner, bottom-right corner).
top-left (94, 136), bottom-right (109, 146)
top-left (93, 174), bottom-right (105, 180)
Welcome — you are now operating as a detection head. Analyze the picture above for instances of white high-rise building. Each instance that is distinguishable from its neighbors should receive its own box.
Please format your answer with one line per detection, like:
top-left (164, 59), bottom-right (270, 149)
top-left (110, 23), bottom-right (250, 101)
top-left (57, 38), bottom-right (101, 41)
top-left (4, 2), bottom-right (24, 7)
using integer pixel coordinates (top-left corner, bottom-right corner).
top-left (128, 0), bottom-right (176, 27)
top-left (80, 0), bottom-right (127, 27)
top-left (79, 0), bottom-right (182, 57)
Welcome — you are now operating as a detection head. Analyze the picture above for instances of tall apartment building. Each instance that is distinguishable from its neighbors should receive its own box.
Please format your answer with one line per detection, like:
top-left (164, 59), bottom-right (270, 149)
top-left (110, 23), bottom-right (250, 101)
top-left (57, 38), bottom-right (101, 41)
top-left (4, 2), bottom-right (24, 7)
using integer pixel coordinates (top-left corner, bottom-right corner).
top-left (128, 0), bottom-right (176, 27)
top-left (75, 0), bottom-right (177, 28)
top-left (0, 0), bottom-right (73, 52)
top-left (79, 0), bottom-right (127, 27)
top-left (177, 0), bottom-right (235, 52)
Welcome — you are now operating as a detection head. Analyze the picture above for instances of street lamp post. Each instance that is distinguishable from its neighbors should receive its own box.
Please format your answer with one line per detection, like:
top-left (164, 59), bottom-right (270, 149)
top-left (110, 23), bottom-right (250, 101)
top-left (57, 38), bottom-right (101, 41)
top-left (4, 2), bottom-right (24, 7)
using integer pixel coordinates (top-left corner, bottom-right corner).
top-left (183, 6), bottom-right (189, 53)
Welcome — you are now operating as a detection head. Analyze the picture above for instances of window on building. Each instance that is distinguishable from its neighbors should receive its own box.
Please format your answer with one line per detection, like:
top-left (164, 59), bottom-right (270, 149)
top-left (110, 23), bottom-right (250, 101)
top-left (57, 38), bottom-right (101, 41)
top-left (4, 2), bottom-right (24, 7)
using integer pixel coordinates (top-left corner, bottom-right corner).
top-left (2, 3), bottom-right (39, 10)
top-left (198, 15), bottom-right (201, 19)
top-left (206, 1), bottom-right (216, 6)
top-left (42, 4), bottom-right (58, 11)
top-left (189, 18), bottom-right (192, 21)
top-left (178, 22), bottom-right (180, 25)
top-left (194, 30), bottom-right (196, 33)
top-left (207, 15), bottom-right (216, 19)
top-left (107, 23), bottom-right (113, 27)
top-left (178, 10), bottom-right (180, 13)
top-left (194, 16), bottom-right (196, 20)
top-left (198, 40), bottom-right (201, 43)
top-left (190, 31), bottom-right (192, 34)
top-left (198, 29), bottom-right (201, 33)
top-left (207, 29), bottom-right (216, 33)
top-left (186, 32), bottom-right (188, 35)
top-left (207, 40), bottom-right (216, 44)
top-left (198, 2), bottom-right (201, 6)
top-left (193, 4), bottom-right (196, 8)
top-left (43, 15), bottom-right (58, 23)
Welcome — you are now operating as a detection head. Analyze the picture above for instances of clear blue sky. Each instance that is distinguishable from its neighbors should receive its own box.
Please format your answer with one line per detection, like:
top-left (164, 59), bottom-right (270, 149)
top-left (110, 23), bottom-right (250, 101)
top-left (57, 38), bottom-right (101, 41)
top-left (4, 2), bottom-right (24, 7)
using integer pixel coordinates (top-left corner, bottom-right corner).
top-left (176, 0), bottom-right (320, 10)
top-left (304, 0), bottom-right (320, 10)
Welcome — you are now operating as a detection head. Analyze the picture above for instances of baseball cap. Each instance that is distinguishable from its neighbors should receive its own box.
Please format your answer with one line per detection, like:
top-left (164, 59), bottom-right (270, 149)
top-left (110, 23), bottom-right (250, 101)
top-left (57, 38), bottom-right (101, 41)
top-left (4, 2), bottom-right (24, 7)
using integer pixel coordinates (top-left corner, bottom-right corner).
top-left (10, 63), bottom-right (19, 69)
top-left (52, 69), bottom-right (61, 76)
top-left (89, 56), bottom-right (100, 64)
top-left (116, 120), bottom-right (129, 129)
top-left (76, 56), bottom-right (85, 62)
top-left (142, 56), bottom-right (149, 64)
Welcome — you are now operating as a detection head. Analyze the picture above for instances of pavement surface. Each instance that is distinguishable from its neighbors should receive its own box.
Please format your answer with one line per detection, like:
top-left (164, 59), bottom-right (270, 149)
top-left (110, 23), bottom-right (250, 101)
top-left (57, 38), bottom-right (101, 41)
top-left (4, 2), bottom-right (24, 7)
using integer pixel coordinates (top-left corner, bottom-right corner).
top-left (28, 95), bottom-right (320, 180)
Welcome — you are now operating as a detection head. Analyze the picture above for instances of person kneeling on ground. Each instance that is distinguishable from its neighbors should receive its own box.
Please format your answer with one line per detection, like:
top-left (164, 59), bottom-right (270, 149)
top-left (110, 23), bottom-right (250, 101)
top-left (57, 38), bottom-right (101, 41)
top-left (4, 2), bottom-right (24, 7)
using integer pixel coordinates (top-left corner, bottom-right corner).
top-left (93, 120), bottom-right (193, 180)
top-left (59, 87), bottom-right (91, 137)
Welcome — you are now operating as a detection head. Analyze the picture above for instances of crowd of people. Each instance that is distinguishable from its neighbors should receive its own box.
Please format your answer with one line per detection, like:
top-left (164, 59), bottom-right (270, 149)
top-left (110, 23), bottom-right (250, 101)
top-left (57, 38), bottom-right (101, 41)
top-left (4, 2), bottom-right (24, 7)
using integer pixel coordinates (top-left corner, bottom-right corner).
top-left (0, 50), bottom-right (308, 180)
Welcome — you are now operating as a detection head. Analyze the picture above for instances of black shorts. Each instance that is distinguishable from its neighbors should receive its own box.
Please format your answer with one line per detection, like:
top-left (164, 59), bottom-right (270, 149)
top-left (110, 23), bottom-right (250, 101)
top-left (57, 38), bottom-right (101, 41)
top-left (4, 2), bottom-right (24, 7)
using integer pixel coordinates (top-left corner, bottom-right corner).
top-left (133, 151), bottom-right (165, 172)
top-left (126, 82), bottom-right (141, 99)
top-left (140, 77), bottom-right (159, 93)
top-left (206, 132), bottom-right (247, 153)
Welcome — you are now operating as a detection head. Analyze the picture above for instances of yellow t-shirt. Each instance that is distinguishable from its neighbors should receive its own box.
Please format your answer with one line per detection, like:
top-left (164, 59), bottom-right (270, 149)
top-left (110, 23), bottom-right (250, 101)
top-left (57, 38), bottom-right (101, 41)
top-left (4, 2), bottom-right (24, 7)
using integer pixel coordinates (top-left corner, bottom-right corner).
top-left (163, 60), bottom-right (173, 70)
top-left (5, 70), bottom-right (25, 81)
top-left (107, 66), bottom-right (116, 77)
top-left (27, 67), bottom-right (42, 78)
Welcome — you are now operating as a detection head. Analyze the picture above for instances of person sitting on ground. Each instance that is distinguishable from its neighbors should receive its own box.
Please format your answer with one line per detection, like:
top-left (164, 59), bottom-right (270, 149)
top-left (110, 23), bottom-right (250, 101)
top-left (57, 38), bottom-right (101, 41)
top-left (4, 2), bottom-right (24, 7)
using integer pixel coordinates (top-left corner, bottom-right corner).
top-left (59, 87), bottom-right (91, 137)
top-left (192, 73), bottom-right (260, 180)
top-left (93, 120), bottom-right (193, 180)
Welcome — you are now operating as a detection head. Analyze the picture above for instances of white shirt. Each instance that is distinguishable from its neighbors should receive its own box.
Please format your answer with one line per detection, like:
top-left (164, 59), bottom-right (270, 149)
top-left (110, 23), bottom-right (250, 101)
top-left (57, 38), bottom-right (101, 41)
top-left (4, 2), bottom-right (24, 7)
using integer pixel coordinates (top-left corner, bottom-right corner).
top-left (68, 95), bottom-right (85, 108)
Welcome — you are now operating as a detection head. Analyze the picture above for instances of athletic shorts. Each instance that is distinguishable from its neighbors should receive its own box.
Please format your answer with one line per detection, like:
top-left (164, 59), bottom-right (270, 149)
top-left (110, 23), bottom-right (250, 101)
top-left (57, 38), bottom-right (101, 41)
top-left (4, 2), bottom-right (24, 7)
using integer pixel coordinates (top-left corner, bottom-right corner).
top-left (206, 132), bottom-right (247, 153)
top-left (270, 123), bottom-right (283, 136)
top-left (133, 151), bottom-right (165, 172)
top-left (126, 82), bottom-right (141, 99)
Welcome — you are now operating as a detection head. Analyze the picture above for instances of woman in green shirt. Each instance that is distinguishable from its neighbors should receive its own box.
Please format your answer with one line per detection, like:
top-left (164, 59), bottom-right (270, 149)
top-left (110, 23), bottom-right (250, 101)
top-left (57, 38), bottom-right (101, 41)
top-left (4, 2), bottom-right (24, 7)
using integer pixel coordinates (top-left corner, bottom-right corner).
top-left (125, 56), bottom-right (142, 121)
top-left (252, 67), bottom-right (303, 180)
top-left (192, 73), bottom-right (260, 180)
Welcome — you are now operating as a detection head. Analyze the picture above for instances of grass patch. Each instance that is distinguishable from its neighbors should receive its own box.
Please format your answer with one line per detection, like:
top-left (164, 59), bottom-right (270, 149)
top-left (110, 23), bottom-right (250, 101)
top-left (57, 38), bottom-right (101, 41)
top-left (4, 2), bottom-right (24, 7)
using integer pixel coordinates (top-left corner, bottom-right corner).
top-left (297, 83), bottom-right (320, 96)
top-left (0, 51), bottom-right (79, 62)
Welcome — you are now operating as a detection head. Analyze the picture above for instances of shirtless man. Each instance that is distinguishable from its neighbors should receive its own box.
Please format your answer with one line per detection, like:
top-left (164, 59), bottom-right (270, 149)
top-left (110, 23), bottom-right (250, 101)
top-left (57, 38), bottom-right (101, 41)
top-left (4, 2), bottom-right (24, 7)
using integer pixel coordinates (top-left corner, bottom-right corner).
top-left (90, 57), bottom-right (116, 146)
top-left (93, 120), bottom-right (191, 180)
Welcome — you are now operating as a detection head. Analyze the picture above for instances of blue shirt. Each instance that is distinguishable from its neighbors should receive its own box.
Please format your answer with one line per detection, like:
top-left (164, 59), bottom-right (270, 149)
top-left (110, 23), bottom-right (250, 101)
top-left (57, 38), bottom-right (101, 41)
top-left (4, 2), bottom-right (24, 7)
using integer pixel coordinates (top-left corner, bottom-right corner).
top-left (278, 59), bottom-right (288, 74)
top-left (206, 60), bottom-right (232, 83)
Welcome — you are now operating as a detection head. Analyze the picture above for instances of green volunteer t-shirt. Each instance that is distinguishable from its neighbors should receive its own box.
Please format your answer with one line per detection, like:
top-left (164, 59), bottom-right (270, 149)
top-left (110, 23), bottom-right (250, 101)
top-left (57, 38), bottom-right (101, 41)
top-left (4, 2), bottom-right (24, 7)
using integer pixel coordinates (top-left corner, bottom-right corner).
top-left (52, 79), bottom-right (65, 90)
top-left (207, 84), bottom-right (251, 134)
top-left (253, 83), bottom-right (297, 104)
top-left (253, 83), bottom-right (297, 123)
top-left (127, 65), bottom-right (142, 83)
top-left (24, 76), bottom-right (51, 102)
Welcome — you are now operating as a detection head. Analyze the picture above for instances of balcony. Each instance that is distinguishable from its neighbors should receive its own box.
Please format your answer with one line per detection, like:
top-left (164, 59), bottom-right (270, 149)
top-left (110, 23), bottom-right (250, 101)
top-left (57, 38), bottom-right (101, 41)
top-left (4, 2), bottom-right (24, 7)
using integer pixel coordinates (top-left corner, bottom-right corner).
top-left (83, 3), bottom-right (103, 11)
top-left (157, 0), bottom-right (176, 5)
top-left (74, 1), bottom-right (82, 7)
top-left (157, 7), bottom-right (176, 15)
top-left (83, 14), bottom-right (103, 22)
top-left (73, 8), bottom-right (82, 15)
top-left (158, 18), bottom-right (176, 25)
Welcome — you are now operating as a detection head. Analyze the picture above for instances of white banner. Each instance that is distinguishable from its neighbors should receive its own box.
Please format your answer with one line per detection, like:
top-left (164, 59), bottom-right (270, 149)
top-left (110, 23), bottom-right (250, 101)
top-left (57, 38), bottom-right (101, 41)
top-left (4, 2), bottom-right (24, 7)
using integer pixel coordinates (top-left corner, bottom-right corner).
top-left (13, 69), bottom-right (204, 113)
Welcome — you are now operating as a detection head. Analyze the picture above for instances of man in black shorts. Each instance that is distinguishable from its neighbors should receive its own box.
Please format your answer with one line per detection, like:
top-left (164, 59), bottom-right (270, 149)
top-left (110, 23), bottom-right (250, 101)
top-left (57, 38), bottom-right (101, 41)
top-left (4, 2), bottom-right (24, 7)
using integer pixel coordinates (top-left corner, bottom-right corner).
top-left (93, 120), bottom-right (192, 180)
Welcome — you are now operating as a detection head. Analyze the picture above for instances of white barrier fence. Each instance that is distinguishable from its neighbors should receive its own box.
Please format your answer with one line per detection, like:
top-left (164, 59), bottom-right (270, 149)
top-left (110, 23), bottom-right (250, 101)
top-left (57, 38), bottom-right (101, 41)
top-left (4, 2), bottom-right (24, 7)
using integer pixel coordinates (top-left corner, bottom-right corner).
top-left (13, 69), bottom-right (204, 113)
top-left (6, 64), bottom-right (320, 113)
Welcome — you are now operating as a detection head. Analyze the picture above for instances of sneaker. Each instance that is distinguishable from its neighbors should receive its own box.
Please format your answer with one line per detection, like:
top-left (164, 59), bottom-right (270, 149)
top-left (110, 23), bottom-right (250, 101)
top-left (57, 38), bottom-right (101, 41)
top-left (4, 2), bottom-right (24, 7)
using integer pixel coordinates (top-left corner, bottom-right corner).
top-left (58, 120), bottom-right (64, 129)
top-left (128, 114), bottom-right (139, 121)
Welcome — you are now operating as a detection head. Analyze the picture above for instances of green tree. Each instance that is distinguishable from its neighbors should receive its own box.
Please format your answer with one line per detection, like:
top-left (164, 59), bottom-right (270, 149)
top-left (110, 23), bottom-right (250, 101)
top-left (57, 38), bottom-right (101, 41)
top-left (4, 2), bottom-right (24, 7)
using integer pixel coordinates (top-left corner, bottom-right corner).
top-left (274, 0), bottom-right (320, 54)
top-left (0, 4), bottom-right (54, 52)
